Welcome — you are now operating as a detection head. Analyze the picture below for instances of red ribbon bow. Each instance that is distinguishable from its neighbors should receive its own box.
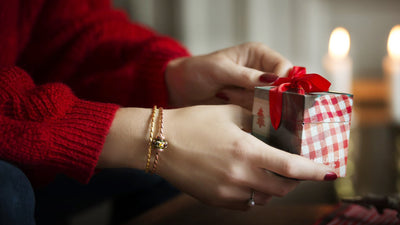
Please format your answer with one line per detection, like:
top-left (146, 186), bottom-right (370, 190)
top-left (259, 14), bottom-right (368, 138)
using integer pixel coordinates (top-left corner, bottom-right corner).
top-left (269, 66), bottom-right (331, 129)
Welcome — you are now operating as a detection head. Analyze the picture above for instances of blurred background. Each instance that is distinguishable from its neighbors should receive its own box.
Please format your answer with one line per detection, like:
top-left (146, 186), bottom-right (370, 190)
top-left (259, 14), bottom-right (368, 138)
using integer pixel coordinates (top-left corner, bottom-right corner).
top-left (113, 0), bottom-right (399, 78)
top-left (72, 0), bottom-right (400, 224)
top-left (113, 0), bottom-right (400, 195)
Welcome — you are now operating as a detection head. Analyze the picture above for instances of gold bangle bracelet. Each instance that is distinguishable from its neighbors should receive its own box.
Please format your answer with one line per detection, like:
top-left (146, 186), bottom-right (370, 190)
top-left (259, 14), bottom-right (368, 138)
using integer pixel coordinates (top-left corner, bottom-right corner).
top-left (145, 106), bottom-right (157, 173)
top-left (151, 107), bottom-right (168, 174)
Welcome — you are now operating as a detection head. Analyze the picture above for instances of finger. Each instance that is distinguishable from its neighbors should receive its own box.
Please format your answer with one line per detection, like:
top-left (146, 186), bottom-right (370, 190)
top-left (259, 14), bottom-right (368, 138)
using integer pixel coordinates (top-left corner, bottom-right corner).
top-left (216, 187), bottom-right (270, 208)
top-left (249, 137), bottom-right (337, 181)
top-left (272, 59), bottom-right (293, 78)
top-left (255, 169), bottom-right (299, 197)
top-left (254, 192), bottom-right (272, 205)
top-left (234, 165), bottom-right (299, 197)
top-left (210, 185), bottom-right (253, 211)
top-left (210, 180), bottom-right (271, 209)
top-left (245, 43), bottom-right (293, 77)
top-left (216, 88), bottom-right (254, 111)
top-left (217, 62), bottom-right (279, 89)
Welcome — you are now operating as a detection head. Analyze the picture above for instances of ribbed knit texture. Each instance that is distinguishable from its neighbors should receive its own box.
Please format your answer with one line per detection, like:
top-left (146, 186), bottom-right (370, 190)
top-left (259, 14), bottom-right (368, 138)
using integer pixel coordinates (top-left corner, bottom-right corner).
top-left (0, 0), bottom-right (190, 185)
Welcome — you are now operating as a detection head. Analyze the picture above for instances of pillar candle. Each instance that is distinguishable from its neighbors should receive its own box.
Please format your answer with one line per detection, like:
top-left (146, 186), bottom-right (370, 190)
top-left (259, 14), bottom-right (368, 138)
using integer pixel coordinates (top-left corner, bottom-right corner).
top-left (323, 27), bottom-right (353, 94)
top-left (383, 25), bottom-right (400, 123)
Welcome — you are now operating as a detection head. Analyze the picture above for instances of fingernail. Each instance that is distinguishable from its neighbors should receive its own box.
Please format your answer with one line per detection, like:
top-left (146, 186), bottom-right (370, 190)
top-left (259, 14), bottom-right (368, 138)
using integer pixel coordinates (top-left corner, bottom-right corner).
top-left (259, 73), bottom-right (279, 83)
top-left (216, 92), bottom-right (229, 101)
top-left (324, 172), bottom-right (337, 181)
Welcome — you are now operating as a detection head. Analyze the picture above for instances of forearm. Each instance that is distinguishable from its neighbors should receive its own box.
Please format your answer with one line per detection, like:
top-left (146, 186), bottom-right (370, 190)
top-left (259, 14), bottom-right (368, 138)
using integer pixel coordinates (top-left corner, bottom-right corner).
top-left (20, 0), bottom-right (190, 107)
top-left (98, 107), bottom-right (151, 170)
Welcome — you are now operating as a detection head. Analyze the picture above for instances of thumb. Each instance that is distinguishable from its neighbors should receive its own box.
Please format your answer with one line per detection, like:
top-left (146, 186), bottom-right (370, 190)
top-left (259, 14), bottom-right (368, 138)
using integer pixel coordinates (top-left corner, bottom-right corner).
top-left (272, 60), bottom-right (293, 78)
top-left (252, 138), bottom-right (338, 181)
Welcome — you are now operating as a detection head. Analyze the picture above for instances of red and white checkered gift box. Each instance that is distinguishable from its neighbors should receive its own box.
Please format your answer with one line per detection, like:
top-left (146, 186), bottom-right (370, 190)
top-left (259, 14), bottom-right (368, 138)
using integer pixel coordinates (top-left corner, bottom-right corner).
top-left (301, 94), bottom-right (352, 176)
top-left (252, 86), bottom-right (353, 177)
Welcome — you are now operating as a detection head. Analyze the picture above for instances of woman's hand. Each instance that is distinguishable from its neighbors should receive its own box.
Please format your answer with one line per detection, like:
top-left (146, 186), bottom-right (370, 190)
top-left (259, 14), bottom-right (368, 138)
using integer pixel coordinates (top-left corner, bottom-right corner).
top-left (165, 42), bottom-right (293, 110)
top-left (156, 105), bottom-right (336, 210)
top-left (100, 105), bottom-right (336, 210)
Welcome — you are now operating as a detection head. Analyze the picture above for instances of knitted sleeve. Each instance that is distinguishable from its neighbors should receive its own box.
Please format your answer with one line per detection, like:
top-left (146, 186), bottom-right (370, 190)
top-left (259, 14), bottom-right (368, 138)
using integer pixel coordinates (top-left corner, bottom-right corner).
top-left (1, 0), bottom-right (190, 185)
top-left (0, 66), bottom-right (120, 185)
top-left (18, 0), bottom-right (191, 108)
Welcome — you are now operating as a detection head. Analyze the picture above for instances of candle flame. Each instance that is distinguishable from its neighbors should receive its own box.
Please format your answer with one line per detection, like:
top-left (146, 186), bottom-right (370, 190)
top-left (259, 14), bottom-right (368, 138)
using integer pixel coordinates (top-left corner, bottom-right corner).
top-left (328, 27), bottom-right (350, 59)
top-left (388, 25), bottom-right (400, 60)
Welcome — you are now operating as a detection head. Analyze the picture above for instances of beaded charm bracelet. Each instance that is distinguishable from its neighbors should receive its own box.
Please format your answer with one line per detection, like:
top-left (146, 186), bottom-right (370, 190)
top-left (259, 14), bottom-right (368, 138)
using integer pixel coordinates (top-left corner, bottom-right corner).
top-left (151, 107), bottom-right (168, 174)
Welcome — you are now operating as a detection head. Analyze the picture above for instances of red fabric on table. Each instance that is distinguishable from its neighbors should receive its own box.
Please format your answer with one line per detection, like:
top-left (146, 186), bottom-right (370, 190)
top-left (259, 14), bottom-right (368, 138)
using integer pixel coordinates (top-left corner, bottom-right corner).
top-left (315, 204), bottom-right (400, 225)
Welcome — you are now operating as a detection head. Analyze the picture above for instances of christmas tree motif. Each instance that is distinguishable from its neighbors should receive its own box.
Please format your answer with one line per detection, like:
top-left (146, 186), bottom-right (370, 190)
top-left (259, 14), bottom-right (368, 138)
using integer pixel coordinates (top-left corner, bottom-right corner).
top-left (257, 107), bottom-right (265, 128)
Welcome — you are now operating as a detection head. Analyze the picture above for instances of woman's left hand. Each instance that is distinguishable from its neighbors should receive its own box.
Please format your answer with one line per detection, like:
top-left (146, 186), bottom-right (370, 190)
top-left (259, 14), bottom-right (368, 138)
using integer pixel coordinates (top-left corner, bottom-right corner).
top-left (165, 42), bottom-right (293, 110)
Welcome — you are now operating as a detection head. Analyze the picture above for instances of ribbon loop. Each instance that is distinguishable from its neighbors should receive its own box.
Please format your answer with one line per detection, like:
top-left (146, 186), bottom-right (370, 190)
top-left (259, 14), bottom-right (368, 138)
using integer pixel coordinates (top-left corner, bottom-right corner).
top-left (268, 66), bottom-right (331, 129)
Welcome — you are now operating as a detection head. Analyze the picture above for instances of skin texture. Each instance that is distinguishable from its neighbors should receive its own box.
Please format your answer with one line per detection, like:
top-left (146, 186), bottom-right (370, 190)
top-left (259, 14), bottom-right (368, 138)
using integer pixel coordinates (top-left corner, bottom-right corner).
top-left (99, 42), bottom-right (336, 210)
top-left (165, 42), bottom-right (293, 110)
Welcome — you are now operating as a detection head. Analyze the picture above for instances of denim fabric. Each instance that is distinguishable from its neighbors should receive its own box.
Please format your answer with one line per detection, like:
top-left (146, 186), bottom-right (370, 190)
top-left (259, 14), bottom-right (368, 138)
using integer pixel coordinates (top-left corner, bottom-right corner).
top-left (35, 168), bottom-right (180, 225)
top-left (0, 159), bottom-right (179, 225)
top-left (0, 160), bottom-right (36, 225)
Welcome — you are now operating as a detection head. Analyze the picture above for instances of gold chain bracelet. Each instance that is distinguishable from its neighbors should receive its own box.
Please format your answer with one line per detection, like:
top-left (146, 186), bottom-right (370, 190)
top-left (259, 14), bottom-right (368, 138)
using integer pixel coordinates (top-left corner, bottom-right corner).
top-left (145, 106), bottom-right (157, 173)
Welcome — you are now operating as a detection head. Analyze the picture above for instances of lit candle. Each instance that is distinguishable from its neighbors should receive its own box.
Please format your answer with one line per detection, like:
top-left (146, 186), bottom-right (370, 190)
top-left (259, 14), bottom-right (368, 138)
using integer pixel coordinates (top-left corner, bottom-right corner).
top-left (323, 27), bottom-right (353, 93)
top-left (383, 25), bottom-right (400, 123)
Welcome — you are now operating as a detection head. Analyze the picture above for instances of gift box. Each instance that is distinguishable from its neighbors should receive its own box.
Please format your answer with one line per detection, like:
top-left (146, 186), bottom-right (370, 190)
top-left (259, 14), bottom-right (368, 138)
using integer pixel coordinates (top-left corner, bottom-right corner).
top-left (252, 67), bottom-right (353, 177)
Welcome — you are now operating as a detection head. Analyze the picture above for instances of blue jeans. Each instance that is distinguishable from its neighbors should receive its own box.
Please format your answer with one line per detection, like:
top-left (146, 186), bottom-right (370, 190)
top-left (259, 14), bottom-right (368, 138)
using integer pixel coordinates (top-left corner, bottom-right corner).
top-left (0, 160), bottom-right (36, 225)
top-left (0, 159), bottom-right (179, 225)
top-left (35, 168), bottom-right (180, 225)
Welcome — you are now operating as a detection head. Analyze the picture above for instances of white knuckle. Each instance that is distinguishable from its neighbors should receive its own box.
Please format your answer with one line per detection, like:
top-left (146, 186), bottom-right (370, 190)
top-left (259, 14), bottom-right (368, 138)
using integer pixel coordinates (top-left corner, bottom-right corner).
top-left (226, 166), bottom-right (247, 187)
top-left (231, 140), bottom-right (247, 161)
top-left (217, 186), bottom-right (239, 202)
top-left (215, 186), bottom-right (227, 200)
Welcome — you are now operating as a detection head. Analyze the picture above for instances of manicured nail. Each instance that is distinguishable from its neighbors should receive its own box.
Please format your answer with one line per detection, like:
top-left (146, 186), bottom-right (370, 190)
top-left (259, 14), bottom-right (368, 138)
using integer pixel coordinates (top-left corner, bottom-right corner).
top-left (215, 92), bottom-right (229, 101)
top-left (259, 73), bottom-right (279, 83)
top-left (324, 172), bottom-right (337, 181)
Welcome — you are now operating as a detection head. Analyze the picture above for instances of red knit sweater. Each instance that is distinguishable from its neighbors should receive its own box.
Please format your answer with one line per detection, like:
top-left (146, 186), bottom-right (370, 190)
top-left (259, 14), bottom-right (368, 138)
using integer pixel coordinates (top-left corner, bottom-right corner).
top-left (0, 0), bottom-right (190, 185)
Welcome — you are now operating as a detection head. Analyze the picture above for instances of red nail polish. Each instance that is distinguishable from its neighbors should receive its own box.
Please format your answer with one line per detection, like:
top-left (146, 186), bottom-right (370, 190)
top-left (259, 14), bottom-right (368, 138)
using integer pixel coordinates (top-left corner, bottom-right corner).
top-left (259, 73), bottom-right (279, 83)
top-left (216, 92), bottom-right (229, 101)
top-left (324, 172), bottom-right (337, 181)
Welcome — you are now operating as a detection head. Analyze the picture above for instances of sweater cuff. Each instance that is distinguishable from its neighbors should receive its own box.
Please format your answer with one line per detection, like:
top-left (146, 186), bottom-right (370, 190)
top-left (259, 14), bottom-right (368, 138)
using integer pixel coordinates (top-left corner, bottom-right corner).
top-left (45, 99), bottom-right (119, 184)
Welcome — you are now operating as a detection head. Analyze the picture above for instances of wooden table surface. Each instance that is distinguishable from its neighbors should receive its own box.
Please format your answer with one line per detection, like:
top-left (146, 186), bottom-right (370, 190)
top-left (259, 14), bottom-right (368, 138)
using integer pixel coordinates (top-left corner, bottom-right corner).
top-left (126, 194), bottom-right (337, 225)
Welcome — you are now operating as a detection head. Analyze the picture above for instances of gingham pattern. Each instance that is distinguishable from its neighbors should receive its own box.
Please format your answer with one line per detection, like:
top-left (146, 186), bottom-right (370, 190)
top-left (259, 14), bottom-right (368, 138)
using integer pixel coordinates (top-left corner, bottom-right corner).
top-left (303, 94), bottom-right (353, 123)
top-left (301, 95), bottom-right (353, 177)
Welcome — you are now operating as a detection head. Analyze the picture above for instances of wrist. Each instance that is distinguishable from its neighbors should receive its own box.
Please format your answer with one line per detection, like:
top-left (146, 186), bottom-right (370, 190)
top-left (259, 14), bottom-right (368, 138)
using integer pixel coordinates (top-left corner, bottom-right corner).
top-left (98, 107), bottom-right (151, 170)
top-left (165, 57), bottom-right (189, 107)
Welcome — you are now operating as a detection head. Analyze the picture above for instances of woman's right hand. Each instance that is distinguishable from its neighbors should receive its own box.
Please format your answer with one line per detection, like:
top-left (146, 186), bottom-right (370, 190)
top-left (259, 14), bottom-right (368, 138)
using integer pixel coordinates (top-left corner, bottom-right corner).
top-left (156, 105), bottom-right (336, 210)
top-left (100, 105), bottom-right (336, 210)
